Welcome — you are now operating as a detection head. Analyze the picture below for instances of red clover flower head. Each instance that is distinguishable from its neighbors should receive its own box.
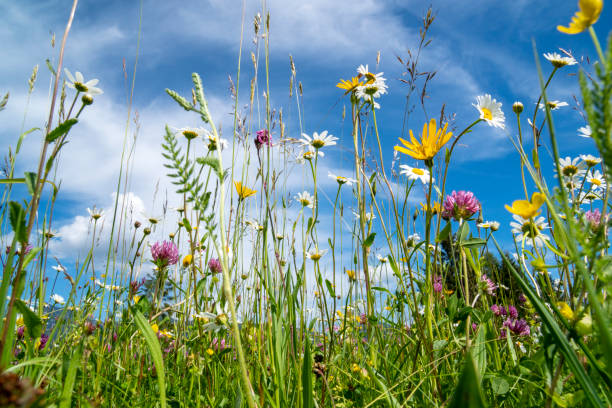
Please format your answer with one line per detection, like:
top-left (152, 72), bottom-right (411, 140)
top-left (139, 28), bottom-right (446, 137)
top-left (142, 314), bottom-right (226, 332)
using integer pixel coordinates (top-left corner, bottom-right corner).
top-left (151, 241), bottom-right (179, 269)
top-left (585, 209), bottom-right (603, 229)
top-left (479, 274), bottom-right (498, 296)
top-left (208, 258), bottom-right (222, 274)
top-left (442, 190), bottom-right (480, 221)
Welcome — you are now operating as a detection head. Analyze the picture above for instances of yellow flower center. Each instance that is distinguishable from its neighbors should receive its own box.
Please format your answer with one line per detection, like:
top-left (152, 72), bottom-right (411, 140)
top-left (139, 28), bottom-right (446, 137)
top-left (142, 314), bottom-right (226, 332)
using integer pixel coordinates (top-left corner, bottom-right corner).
top-left (310, 253), bottom-right (322, 261)
top-left (182, 130), bottom-right (198, 140)
top-left (412, 168), bottom-right (425, 176)
top-left (311, 139), bottom-right (325, 149)
top-left (74, 82), bottom-right (88, 92)
top-left (562, 165), bottom-right (578, 177)
top-left (591, 178), bottom-right (602, 186)
top-left (300, 199), bottom-right (310, 207)
top-left (481, 107), bottom-right (493, 121)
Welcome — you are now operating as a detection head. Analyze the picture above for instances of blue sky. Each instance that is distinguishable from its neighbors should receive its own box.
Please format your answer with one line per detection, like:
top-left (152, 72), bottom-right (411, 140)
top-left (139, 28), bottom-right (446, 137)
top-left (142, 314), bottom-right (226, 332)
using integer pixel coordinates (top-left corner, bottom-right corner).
top-left (1, 0), bottom-right (610, 303)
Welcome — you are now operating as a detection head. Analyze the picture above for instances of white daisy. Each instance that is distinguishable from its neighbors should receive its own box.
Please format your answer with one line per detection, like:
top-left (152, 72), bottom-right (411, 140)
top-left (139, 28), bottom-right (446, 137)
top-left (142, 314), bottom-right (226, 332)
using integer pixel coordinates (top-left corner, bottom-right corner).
top-left (538, 100), bottom-right (568, 111)
top-left (377, 254), bottom-right (388, 263)
top-left (87, 207), bottom-right (104, 221)
top-left (399, 165), bottom-right (432, 184)
top-left (306, 248), bottom-right (327, 261)
top-left (477, 221), bottom-right (500, 231)
top-left (578, 125), bottom-right (592, 138)
top-left (295, 191), bottom-right (315, 209)
top-left (174, 126), bottom-right (207, 141)
top-left (556, 156), bottom-right (586, 180)
top-left (51, 264), bottom-right (66, 273)
top-left (244, 219), bottom-right (264, 231)
top-left (206, 133), bottom-right (228, 151)
top-left (64, 69), bottom-right (103, 95)
top-left (352, 211), bottom-right (376, 222)
top-left (300, 131), bottom-right (338, 150)
top-left (578, 190), bottom-right (601, 203)
top-left (510, 215), bottom-right (551, 248)
top-left (328, 172), bottom-right (357, 186)
top-left (297, 147), bottom-right (324, 163)
top-left (586, 170), bottom-right (606, 191)
top-left (580, 154), bottom-right (601, 167)
top-left (473, 94), bottom-right (505, 129)
top-left (50, 294), bottom-right (65, 305)
top-left (406, 233), bottom-right (421, 246)
top-left (543, 52), bottom-right (577, 68)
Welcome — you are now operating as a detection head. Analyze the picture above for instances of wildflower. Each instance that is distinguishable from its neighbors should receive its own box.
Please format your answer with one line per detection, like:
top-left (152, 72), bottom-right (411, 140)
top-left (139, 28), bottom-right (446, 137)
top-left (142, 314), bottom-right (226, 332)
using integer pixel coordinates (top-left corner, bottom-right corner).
top-left (295, 191), bottom-right (315, 209)
top-left (254, 129), bottom-right (272, 149)
top-left (351, 363), bottom-right (361, 373)
top-left (50, 294), bottom-right (65, 305)
top-left (477, 220), bottom-right (500, 231)
top-left (64, 69), bottom-right (103, 95)
top-left (538, 100), bottom-right (569, 111)
top-left (328, 172), bottom-right (356, 186)
top-left (441, 190), bottom-right (480, 221)
top-left (377, 254), bottom-right (388, 263)
top-left (87, 207), bottom-right (104, 220)
top-left (399, 165), bottom-right (432, 184)
top-left (578, 125), bottom-right (592, 138)
top-left (406, 233), bottom-right (421, 247)
top-left (346, 270), bottom-right (356, 281)
top-left (36, 334), bottom-right (49, 350)
top-left (580, 154), bottom-right (601, 167)
top-left (182, 254), bottom-right (193, 268)
top-left (491, 304), bottom-right (505, 316)
top-left (557, 0), bottom-right (603, 34)
top-left (208, 258), bottom-right (222, 274)
top-left (234, 181), bottom-right (257, 200)
top-left (206, 133), bottom-right (228, 151)
top-left (151, 241), bottom-right (179, 269)
top-left (84, 320), bottom-right (96, 336)
top-left (433, 275), bottom-right (443, 293)
top-left (543, 52), bottom-right (577, 68)
top-left (175, 126), bottom-right (206, 140)
top-left (479, 274), bottom-right (498, 296)
top-left (505, 192), bottom-right (546, 219)
top-left (51, 264), bottom-right (66, 273)
top-left (557, 156), bottom-right (587, 180)
top-left (510, 215), bottom-right (551, 248)
top-left (512, 101), bottom-right (524, 114)
top-left (586, 169), bottom-right (606, 191)
top-left (298, 147), bottom-right (324, 162)
top-left (502, 318), bottom-right (530, 337)
top-left (420, 201), bottom-right (442, 216)
top-left (306, 248), bottom-right (327, 262)
top-left (300, 131), bottom-right (338, 150)
top-left (336, 76), bottom-right (362, 95)
top-left (585, 209), bottom-right (603, 229)
top-left (352, 211), bottom-right (376, 222)
top-left (557, 301), bottom-right (575, 320)
top-left (474, 94), bottom-right (505, 129)
top-left (206, 348), bottom-right (215, 356)
top-left (245, 219), bottom-right (264, 232)
top-left (394, 118), bottom-right (453, 162)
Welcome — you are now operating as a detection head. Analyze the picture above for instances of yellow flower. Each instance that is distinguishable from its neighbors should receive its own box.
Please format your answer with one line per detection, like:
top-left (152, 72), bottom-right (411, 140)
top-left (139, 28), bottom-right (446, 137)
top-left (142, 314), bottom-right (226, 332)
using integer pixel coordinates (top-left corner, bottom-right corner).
top-left (505, 192), bottom-right (546, 219)
top-left (151, 323), bottom-right (159, 333)
top-left (16, 316), bottom-right (24, 327)
top-left (394, 118), bottom-right (453, 161)
top-left (351, 363), bottom-right (361, 373)
top-left (557, 0), bottom-right (603, 34)
top-left (234, 181), bottom-right (257, 200)
top-left (346, 270), bottom-right (356, 281)
top-left (557, 302), bottom-right (575, 321)
top-left (420, 201), bottom-right (442, 215)
top-left (336, 76), bottom-right (362, 94)
top-left (133, 295), bottom-right (141, 304)
top-left (182, 254), bottom-right (193, 268)
top-left (206, 348), bottom-right (214, 356)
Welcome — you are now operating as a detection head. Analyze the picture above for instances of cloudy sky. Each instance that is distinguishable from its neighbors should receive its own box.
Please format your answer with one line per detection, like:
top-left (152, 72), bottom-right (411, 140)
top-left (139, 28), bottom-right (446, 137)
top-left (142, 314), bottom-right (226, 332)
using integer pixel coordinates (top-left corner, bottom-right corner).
top-left (1, 0), bottom-right (609, 302)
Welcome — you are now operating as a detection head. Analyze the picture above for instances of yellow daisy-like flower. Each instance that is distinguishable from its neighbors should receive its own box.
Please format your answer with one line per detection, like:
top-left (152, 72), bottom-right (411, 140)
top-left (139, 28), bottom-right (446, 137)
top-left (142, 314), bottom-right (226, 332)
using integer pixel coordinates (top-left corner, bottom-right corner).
top-left (206, 348), bottom-right (214, 356)
top-left (394, 118), bottom-right (453, 162)
top-left (557, 0), bottom-right (603, 34)
top-left (505, 192), bottom-right (546, 219)
top-left (346, 270), bottom-right (356, 281)
top-left (419, 201), bottom-right (443, 216)
top-left (336, 76), bottom-right (362, 94)
top-left (133, 295), bottom-right (141, 304)
top-left (182, 254), bottom-right (193, 268)
top-left (234, 181), bottom-right (257, 200)
top-left (151, 323), bottom-right (159, 333)
top-left (557, 301), bottom-right (575, 321)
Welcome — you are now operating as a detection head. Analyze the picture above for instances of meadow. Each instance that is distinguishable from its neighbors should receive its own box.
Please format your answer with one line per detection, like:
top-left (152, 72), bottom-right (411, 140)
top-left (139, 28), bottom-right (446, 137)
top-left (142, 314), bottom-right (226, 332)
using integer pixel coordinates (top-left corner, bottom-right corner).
top-left (1, 0), bottom-right (611, 407)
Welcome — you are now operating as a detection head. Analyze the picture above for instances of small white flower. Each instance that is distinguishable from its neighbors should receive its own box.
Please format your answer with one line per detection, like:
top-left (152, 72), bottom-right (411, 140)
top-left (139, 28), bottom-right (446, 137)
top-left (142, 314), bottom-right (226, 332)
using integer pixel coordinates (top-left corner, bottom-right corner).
top-left (206, 133), bottom-right (228, 151)
top-left (300, 131), bottom-right (338, 150)
top-left (586, 170), bottom-right (607, 191)
top-left (51, 264), bottom-right (66, 273)
top-left (377, 254), bottom-right (388, 263)
top-left (399, 165), bottom-right (432, 184)
top-left (50, 294), bottom-right (65, 305)
top-left (406, 233), bottom-right (421, 246)
top-left (352, 211), bottom-right (376, 222)
top-left (473, 94), bottom-right (505, 129)
top-left (477, 221), bottom-right (500, 231)
top-left (328, 172), bottom-right (356, 186)
top-left (175, 126), bottom-right (207, 140)
top-left (543, 52), bottom-right (577, 68)
top-left (578, 125), bottom-right (592, 138)
top-left (87, 207), bottom-right (104, 221)
top-left (354, 65), bottom-right (388, 104)
top-left (297, 147), bottom-right (324, 163)
top-left (295, 191), bottom-right (315, 209)
top-left (580, 154), bottom-right (601, 167)
top-left (306, 248), bottom-right (327, 261)
top-left (244, 219), bottom-right (264, 231)
top-left (538, 100), bottom-right (568, 111)
top-left (556, 156), bottom-right (586, 181)
top-left (510, 215), bottom-right (550, 248)
top-left (64, 69), bottom-right (103, 95)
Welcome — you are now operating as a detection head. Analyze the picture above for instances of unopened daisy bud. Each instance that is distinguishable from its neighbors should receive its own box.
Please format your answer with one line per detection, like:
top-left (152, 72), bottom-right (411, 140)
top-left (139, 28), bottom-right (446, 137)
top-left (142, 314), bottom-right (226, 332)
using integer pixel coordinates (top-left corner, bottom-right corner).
top-left (82, 93), bottom-right (94, 105)
top-left (143, 227), bottom-right (151, 235)
top-left (513, 101), bottom-right (523, 114)
top-left (134, 221), bottom-right (141, 229)
top-left (241, 274), bottom-right (248, 280)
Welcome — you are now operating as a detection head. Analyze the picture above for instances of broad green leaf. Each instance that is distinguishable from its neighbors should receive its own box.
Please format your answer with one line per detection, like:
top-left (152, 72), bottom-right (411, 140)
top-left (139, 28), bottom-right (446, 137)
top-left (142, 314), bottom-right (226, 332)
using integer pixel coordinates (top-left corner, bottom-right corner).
top-left (325, 279), bottom-right (335, 298)
top-left (363, 232), bottom-right (376, 248)
top-left (15, 299), bottom-right (42, 339)
top-left (448, 351), bottom-right (487, 408)
top-left (9, 201), bottom-right (27, 243)
top-left (490, 376), bottom-right (509, 395)
top-left (46, 118), bottom-right (78, 142)
top-left (134, 311), bottom-right (166, 408)
top-left (59, 344), bottom-right (82, 408)
top-left (24, 172), bottom-right (37, 195)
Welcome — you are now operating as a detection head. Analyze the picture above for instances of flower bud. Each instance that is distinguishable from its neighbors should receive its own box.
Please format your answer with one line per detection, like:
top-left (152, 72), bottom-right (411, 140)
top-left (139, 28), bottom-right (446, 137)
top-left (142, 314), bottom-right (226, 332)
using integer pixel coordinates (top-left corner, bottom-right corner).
top-left (82, 93), bottom-right (94, 106)
top-left (513, 101), bottom-right (524, 114)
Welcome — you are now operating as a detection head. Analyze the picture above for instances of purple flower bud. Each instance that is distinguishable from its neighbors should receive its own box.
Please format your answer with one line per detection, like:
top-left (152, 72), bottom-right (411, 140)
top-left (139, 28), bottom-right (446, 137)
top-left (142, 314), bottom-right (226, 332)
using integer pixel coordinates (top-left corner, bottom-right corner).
top-left (508, 305), bottom-right (518, 319)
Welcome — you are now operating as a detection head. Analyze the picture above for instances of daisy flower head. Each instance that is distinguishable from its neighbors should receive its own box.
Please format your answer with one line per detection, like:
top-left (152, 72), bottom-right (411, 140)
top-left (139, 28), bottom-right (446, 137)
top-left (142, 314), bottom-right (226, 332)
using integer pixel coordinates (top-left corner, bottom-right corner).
top-left (306, 248), bottom-right (328, 262)
top-left (474, 94), bottom-right (505, 129)
top-left (543, 52), bottom-right (577, 68)
top-left (538, 100), bottom-right (569, 111)
top-left (352, 211), bottom-right (376, 222)
top-left (175, 126), bottom-right (207, 141)
top-left (399, 165), bottom-right (432, 184)
top-left (406, 233), bottom-right (421, 247)
top-left (295, 191), bottom-right (315, 209)
top-left (336, 76), bottom-right (363, 95)
top-left (87, 207), bottom-right (104, 221)
top-left (580, 154), bottom-right (601, 167)
top-left (478, 220), bottom-right (500, 231)
top-left (578, 190), bottom-right (601, 203)
top-left (394, 118), bottom-right (453, 162)
top-left (64, 69), bottom-right (103, 95)
top-left (586, 169), bottom-right (606, 191)
top-left (298, 146), bottom-right (324, 163)
top-left (578, 125), bottom-right (592, 138)
top-left (328, 172), bottom-right (356, 186)
top-left (510, 215), bottom-right (551, 248)
top-left (557, 0), bottom-right (603, 34)
top-left (51, 294), bottom-right (65, 304)
top-left (300, 131), bottom-right (337, 150)
top-left (442, 190), bottom-right (481, 221)
top-left (556, 156), bottom-right (586, 180)
top-left (207, 133), bottom-right (228, 151)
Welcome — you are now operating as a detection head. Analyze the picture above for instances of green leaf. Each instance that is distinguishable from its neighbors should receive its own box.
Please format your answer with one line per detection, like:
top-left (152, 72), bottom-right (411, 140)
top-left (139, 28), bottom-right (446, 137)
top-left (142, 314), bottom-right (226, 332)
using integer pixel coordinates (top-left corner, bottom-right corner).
top-left (46, 118), bottom-right (78, 142)
top-left (24, 172), bottom-right (37, 195)
top-left (302, 336), bottom-right (314, 408)
top-left (182, 217), bottom-right (192, 232)
top-left (437, 222), bottom-right (451, 242)
top-left (325, 279), bottom-right (335, 298)
top-left (196, 156), bottom-right (223, 179)
top-left (461, 238), bottom-right (486, 249)
top-left (363, 232), bottom-right (376, 248)
top-left (457, 221), bottom-right (470, 243)
top-left (15, 299), bottom-right (42, 339)
top-left (59, 344), bottom-right (82, 408)
top-left (448, 351), bottom-right (487, 408)
top-left (9, 201), bottom-right (27, 243)
top-left (472, 325), bottom-right (487, 383)
top-left (490, 376), bottom-right (509, 395)
top-left (134, 311), bottom-right (166, 408)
